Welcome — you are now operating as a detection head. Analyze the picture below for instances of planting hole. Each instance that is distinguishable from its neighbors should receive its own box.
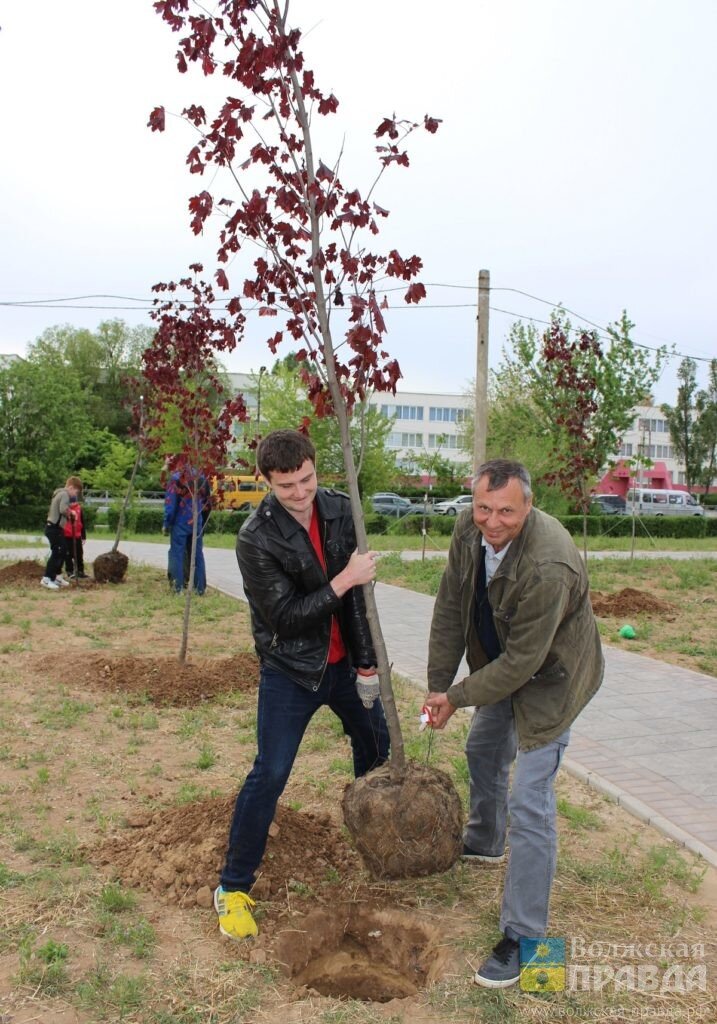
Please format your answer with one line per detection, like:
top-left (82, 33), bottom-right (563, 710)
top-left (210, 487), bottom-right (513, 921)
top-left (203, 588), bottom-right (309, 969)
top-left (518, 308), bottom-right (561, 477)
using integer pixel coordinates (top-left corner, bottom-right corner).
top-left (274, 902), bottom-right (446, 1002)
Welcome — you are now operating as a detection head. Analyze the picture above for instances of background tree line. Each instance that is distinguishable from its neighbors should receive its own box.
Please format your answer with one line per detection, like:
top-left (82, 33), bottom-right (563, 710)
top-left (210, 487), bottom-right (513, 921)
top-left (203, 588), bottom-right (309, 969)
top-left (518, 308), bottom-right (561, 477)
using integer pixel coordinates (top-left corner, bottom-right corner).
top-left (1, 314), bottom-right (714, 519)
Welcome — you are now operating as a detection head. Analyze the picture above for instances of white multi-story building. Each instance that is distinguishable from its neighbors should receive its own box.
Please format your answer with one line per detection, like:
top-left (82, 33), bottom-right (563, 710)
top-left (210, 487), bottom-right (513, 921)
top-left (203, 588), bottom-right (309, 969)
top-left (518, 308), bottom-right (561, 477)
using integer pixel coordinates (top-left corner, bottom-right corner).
top-left (370, 388), bottom-right (472, 470)
top-left (229, 372), bottom-right (473, 469)
top-left (611, 404), bottom-right (687, 488)
top-left (202, 378), bottom-right (716, 490)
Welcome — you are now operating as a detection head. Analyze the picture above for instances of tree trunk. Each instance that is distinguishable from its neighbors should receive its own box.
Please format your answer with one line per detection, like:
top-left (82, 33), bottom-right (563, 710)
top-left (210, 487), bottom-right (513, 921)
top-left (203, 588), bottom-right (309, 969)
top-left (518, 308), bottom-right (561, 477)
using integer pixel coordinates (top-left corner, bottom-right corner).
top-left (289, 55), bottom-right (406, 773)
top-left (178, 497), bottom-right (197, 665)
top-left (112, 448), bottom-right (143, 554)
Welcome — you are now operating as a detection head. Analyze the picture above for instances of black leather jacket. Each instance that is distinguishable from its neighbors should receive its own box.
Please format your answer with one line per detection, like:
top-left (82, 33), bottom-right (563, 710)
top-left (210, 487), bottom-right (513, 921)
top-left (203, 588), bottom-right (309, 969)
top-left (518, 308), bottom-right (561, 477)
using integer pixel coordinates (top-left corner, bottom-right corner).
top-left (236, 488), bottom-right (376, 691)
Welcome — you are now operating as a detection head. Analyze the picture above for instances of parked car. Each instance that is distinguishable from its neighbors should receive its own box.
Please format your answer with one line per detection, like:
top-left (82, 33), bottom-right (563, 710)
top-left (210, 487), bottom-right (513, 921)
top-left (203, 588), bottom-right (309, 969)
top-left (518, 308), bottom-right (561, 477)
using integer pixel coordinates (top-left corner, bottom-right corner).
top-left (211, 475), bottom-right (269, 511)
top-left (590, 494), bottom-right (627, 515)
top-left (370, 493), bottom-right (420, 517)
top-left (624, 488), bottom-right (705, 517)
top-left (433, 493), bottom-right (473, 516)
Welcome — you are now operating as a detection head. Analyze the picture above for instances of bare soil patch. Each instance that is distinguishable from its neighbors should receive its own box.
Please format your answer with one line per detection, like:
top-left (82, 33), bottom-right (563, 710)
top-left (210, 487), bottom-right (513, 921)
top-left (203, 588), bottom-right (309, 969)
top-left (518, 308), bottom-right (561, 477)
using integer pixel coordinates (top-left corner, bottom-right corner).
top-left (0, 559), bottom-right (98, 589)
top-left (1, 556), bottom-right (716, 1023)
top-left (591, 586), bottom-right (675, 618)
top-left (93, 797), bottom-right (361, 911)
top-left (37, 651), bottom-right (259, 705)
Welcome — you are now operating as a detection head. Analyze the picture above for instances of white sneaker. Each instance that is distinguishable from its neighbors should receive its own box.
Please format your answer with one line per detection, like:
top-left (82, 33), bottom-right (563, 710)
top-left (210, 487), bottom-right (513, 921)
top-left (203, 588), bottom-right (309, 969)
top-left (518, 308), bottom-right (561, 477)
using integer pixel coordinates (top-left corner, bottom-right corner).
top-left (41, 577), bottom-right (61, 590)
top-left (55, 576), bottom-right (71, 587)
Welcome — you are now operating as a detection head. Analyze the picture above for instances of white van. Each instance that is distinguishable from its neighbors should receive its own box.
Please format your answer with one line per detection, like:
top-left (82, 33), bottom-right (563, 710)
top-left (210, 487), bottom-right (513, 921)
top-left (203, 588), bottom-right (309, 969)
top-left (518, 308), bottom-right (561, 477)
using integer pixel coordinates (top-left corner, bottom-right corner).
top-left (624, 488), bottom-right (705, 517)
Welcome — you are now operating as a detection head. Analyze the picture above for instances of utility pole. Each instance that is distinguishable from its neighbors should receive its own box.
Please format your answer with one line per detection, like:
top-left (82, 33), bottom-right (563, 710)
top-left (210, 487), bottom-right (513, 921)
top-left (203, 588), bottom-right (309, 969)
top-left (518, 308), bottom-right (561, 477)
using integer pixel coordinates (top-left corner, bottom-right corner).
top-left (473, 269), bottom-right (490, 473)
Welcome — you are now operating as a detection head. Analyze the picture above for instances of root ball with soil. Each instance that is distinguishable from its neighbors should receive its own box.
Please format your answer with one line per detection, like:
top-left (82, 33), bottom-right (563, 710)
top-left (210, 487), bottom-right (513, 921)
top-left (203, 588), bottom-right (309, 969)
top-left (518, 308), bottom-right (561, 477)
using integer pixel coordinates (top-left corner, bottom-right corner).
top-left (93, 550), bottom-right (129, 583)
top-left (342, 761), bottom-right (463, 879)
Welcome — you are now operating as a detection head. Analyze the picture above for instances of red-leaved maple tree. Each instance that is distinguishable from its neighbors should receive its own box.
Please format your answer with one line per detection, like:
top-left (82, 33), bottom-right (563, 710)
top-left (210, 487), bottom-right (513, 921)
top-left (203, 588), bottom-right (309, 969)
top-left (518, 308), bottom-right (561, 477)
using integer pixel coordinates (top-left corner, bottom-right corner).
top-left (147, 0), bottom-right (441, 771)
top-left (142, 279), bottom-right (248, 661)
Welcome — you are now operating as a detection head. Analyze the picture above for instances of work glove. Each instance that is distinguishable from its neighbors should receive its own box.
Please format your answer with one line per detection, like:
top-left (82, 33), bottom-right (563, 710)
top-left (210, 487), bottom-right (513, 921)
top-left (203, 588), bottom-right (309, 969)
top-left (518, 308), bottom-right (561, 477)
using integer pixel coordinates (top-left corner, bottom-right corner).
top-left (356, 667), bottom-right (380, 709)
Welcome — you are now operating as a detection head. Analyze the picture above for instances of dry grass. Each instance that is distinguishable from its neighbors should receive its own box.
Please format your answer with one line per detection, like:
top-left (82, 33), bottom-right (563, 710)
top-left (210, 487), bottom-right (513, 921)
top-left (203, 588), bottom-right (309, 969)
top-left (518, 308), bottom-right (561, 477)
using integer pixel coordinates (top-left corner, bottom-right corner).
top-left (0, 560), bottom-right (715, 1023)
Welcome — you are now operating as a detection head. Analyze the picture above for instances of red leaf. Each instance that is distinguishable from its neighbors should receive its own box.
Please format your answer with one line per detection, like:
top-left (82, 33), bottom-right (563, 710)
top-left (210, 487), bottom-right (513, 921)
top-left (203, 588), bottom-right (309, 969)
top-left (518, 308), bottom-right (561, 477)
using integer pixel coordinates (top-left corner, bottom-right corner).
top-left (424, 115), bottom-right (442, 134)
top-left (318, 93), bottom-right (339, 115)
top-left (316, 160), bottom-right (334, 182)
top-left (188, 191), bottom-right (213, 235)
top-left (147, 106), bottom-right (166, 132)
top-left (376, 117), bottom-right (399, 139)
top-left (404, 282), bottom-right (426, 304)
top-left (215, 269), bottom-right (229, 291)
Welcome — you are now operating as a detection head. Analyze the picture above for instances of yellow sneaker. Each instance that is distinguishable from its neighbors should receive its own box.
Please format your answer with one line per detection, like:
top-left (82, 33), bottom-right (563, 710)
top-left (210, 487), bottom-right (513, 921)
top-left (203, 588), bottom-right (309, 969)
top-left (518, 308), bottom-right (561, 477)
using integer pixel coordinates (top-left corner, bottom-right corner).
top-left (213, 886), bottom-right (258, 939)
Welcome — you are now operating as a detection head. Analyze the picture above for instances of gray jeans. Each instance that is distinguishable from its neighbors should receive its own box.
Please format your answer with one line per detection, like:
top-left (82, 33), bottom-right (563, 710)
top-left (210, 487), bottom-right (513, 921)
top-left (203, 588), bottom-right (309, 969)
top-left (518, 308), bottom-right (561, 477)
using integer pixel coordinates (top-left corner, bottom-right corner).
top-left (464, 696), bottom-right (569, 939)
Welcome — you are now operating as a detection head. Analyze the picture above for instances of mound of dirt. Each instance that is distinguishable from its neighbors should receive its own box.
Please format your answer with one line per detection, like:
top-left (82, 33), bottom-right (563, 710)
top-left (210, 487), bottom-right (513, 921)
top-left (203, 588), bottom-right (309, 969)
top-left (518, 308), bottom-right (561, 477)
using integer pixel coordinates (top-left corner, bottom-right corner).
top-left (591, 587), bottom-right (675, 618)
top-left (0, 559), bottom-right (97, 588)
top-left (38, 651), bottom-right (259, 705)
top-left (0, 560), bottom-right (43, 584)
top-left (93, 796), bottom-right (362, 910)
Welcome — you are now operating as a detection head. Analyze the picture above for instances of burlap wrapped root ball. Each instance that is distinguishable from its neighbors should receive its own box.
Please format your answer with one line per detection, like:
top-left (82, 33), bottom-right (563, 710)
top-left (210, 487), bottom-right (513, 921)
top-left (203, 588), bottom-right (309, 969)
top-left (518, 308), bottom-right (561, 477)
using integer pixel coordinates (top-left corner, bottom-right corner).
top-left (342, 762), bottom-right (463, 879)
top-left (93, 550), bottom-right (129, 584)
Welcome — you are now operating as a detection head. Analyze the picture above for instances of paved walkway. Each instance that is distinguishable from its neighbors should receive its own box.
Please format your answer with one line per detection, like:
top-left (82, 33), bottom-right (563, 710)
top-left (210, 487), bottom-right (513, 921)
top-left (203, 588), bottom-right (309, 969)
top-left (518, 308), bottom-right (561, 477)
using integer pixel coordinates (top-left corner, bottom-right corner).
top-left (4, 538), bottom-right (717, 867)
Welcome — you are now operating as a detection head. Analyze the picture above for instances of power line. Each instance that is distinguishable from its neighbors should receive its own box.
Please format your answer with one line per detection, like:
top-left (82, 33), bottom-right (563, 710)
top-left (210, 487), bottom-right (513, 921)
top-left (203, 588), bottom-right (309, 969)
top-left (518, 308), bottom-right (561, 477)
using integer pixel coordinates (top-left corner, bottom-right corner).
top-left (1, 285), bottom-right (713, 364)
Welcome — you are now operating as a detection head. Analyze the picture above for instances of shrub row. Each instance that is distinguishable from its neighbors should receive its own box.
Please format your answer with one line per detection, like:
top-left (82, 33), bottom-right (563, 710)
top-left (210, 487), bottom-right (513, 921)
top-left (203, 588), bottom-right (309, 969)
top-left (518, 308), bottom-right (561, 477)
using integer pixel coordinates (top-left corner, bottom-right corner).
top-left (364, 513), bottom-right (457, 536)
top-left (3, 505), bottom-right (713, 540)
top-left (106, 507), bottom-right (250, 535)
top-left (557, 514), bottom-right (715, 538)
top-left (375, 512), bottom-right (716, 539)
top-left (0, 504), bottom-right (99, 532)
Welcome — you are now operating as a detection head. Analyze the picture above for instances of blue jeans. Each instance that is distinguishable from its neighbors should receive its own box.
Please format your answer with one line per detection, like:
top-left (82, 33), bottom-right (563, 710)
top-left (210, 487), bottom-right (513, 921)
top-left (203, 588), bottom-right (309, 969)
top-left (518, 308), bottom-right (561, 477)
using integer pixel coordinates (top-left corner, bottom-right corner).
top-left (167, 526), bottom-right (205, 594)
top-left (464, 697), bottom-right (569, 939)
top-left (220, 658), bottom-right (390, 892)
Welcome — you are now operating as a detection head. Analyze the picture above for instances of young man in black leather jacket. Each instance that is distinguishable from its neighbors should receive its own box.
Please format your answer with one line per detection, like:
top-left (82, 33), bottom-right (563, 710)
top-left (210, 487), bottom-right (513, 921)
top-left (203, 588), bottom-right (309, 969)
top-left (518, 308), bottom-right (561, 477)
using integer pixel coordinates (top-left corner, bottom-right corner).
top-left (215, 430), bottom-right (389, 940)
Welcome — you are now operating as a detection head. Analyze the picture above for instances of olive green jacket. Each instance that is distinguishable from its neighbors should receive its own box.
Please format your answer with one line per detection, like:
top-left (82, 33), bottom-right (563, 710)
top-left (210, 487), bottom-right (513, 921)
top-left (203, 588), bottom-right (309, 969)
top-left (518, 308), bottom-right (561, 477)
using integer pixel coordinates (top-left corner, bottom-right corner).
top-left (427, 507), bottom-right (604, 750)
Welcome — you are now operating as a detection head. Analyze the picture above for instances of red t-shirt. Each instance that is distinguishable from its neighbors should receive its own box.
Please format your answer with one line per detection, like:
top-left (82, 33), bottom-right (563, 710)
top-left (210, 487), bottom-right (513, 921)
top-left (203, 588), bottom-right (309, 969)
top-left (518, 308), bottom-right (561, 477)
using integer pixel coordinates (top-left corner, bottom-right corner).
top-left (308, 504), bottom-right (347, 664)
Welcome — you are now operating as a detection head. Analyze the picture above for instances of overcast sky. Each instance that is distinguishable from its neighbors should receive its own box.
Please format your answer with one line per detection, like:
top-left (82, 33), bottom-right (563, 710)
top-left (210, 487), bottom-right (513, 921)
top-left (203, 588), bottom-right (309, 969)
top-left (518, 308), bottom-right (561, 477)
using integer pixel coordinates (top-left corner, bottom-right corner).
top-left (1, 0), bottom-right (715, 404)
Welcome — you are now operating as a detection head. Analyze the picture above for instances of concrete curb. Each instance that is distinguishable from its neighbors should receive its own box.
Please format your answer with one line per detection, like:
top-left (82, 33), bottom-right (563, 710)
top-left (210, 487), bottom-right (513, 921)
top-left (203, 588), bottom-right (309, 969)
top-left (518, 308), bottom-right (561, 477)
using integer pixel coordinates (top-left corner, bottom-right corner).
top-left (563, 756), bottom-right (717, 868)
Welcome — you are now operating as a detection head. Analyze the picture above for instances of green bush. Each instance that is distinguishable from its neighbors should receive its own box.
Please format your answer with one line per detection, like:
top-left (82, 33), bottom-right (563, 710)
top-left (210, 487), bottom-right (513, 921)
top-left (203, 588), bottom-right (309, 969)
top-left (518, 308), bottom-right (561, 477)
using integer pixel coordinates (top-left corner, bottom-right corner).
top-left (134, 508), bottom-right (164, 533)
top-left (555, 515), bottom-right (605, 535)
top-left (107, 507), bottom-right (134, 532)
top-left (0, 504), bottom-right (51, 531)
top-left (368, 512), bottom-right (458, 536)
top-left (706, 517), bottom-right (717, 537)
top-left (82, 506), bottom-right (98, 531)
top-left (606, 515), bottom-right (706, 539)
top-left (105, 506), bottom-right (251, 536)
top-left (205, 510), bottom-right (250, 534)
top-left (702, 492), bottom-right (717, 507)
top-left (556, 513), bottom-right (708, 539)
top-left (0, 503), bottom-right (98, 532)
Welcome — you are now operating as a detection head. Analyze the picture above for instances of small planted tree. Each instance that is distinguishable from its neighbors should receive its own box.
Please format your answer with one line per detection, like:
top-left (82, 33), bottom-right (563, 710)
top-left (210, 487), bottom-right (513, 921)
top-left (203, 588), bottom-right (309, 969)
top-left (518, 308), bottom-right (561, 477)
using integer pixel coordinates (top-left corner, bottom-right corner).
top-left (149, 0), bottom-right (462, 876)
top-left (142, 282), bottom-right (248, 662)
top-left (92, 390), bottom-right (147, 584)
top-left (506, 310), bottom-right (665, 554)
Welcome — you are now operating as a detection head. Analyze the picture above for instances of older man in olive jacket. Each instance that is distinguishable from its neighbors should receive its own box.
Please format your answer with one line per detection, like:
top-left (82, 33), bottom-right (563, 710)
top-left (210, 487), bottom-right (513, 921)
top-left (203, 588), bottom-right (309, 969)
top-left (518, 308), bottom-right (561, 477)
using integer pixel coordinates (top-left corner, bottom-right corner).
top-left (425, 459), bottom-right (603, 989)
